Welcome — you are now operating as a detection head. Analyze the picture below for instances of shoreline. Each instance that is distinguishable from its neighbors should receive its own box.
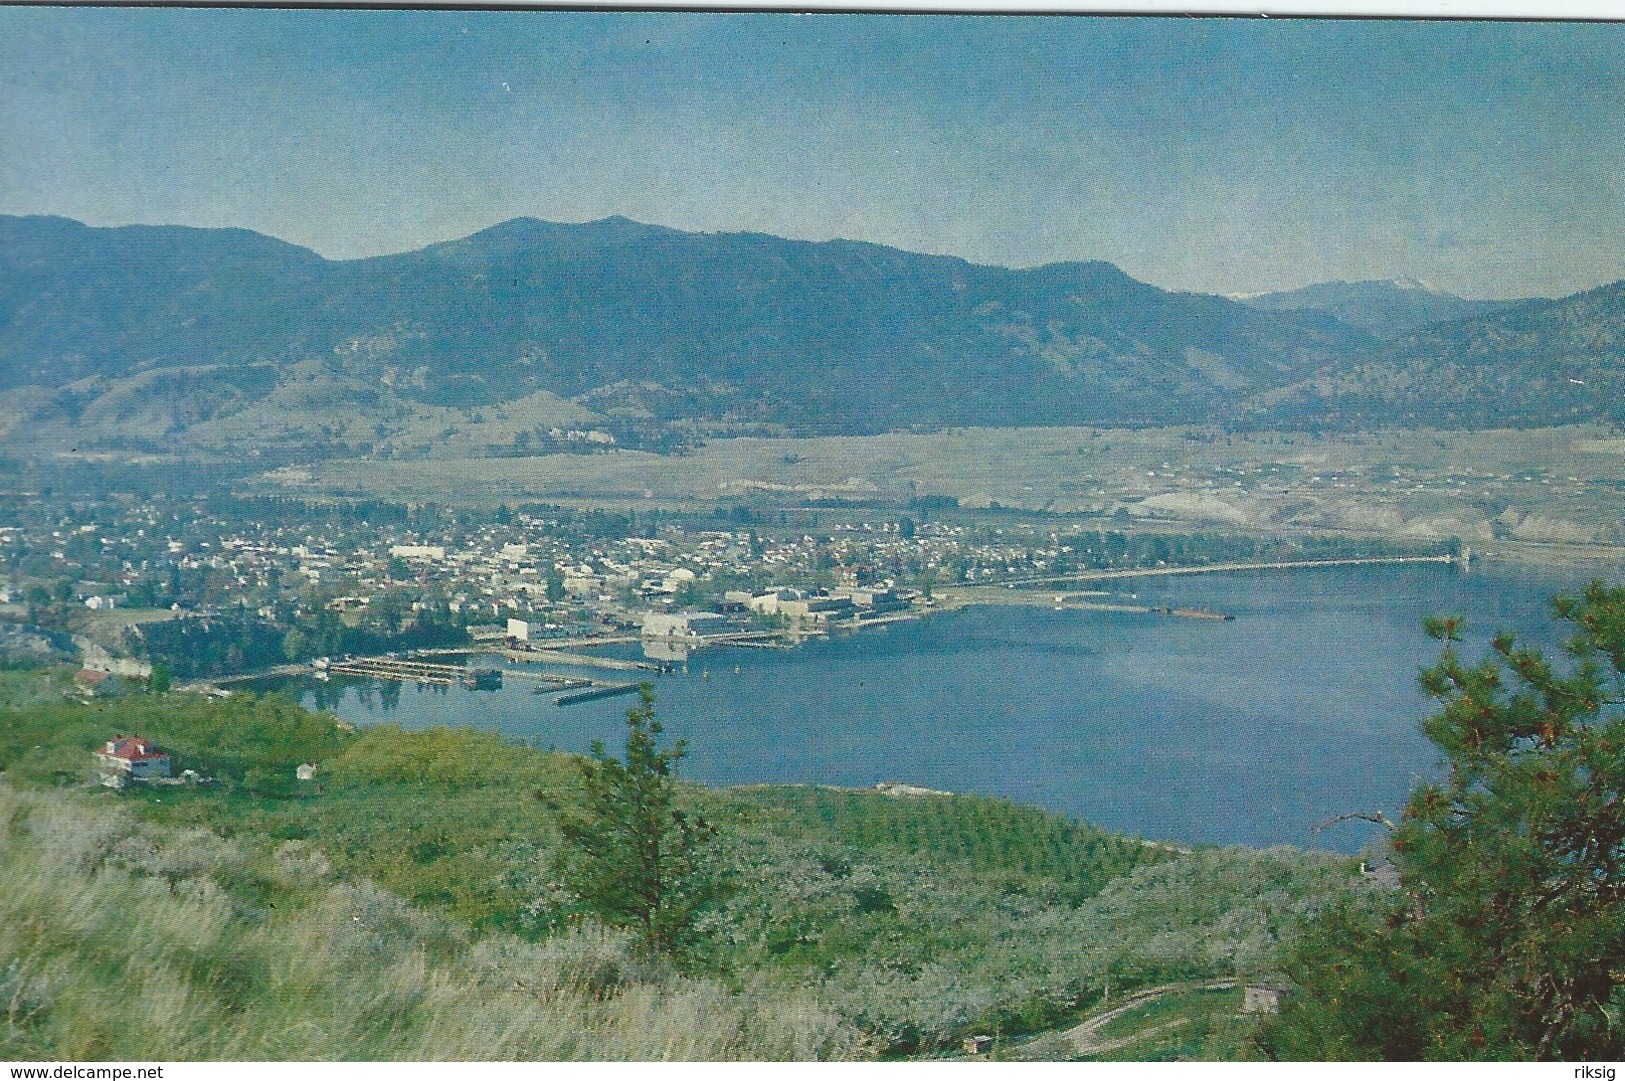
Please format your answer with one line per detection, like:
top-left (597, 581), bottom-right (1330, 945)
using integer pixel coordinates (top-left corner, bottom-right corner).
top-left (186, 552), bottom-right (1614, 699)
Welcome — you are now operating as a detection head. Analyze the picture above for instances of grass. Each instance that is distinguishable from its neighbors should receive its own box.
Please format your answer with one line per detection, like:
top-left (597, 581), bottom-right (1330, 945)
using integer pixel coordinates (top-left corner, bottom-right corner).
top-left (0, 783), bottom-right (864, 1060)
top-left (0, 667), bottom-right (75, 711)
top-left (0, 686), bottom-right (1370, 1059)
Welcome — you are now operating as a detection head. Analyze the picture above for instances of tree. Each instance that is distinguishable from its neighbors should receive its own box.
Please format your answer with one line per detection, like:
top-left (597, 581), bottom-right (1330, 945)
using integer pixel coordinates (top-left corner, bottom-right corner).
top-left (282, 627), bottom-right (309, 663)
top-left (370, 591), bottom-right (409, 635)
top-left (1262, 580), bottom-right (1625, 1061)
top-left (548, 685), bottom-right (716, 953)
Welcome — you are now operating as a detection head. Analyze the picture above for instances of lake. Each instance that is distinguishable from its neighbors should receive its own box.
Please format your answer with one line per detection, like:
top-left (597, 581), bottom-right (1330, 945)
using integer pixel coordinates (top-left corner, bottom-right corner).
top-left (249, 562), bottom-right (1611, 852)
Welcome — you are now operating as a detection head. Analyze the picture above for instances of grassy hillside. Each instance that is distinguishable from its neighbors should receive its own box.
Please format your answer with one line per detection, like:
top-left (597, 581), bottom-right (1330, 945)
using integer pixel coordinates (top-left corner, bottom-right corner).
top-left (0, 784), bottom-right (860, 1060)
top-left (0, 682), bottom-right (1370, 1059)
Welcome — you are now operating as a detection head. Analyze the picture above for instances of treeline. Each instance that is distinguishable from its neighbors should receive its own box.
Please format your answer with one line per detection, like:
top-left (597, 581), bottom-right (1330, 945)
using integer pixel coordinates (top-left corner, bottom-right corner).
top-left (927, 530), bottom-right (1451, 585)
top-left (126, 606), bottom-right (472, 679)
top-left (202, 493), bottom-right (441, 530)
top-left (1049, 530), bottom-right (1448, 576)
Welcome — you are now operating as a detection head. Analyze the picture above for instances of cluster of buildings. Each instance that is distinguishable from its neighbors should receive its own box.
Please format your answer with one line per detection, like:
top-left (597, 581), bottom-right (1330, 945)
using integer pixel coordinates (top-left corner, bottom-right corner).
top-left (2, 490), bottom-right (1222, 679)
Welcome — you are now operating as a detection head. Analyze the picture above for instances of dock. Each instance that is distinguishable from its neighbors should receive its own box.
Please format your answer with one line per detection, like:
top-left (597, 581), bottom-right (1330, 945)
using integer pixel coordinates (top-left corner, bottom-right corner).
top-left (533, 680), bottom-right (593, 694)
top-left (995, 553), bottom-right (1459, 589)
top-left (500, 668), bottom-right (593, 686)
top-left (502, 647), bottom-right (663, 672)
top-left (322, 657), bottom-right (502, 688)
top-left (555, 683), bottom-right (643, 707)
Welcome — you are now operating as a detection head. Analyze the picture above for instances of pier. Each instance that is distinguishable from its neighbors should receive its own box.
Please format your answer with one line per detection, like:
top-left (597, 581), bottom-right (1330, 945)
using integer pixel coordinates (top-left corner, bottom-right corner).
top-left (648, 628), bottom-right (828, 651)
top-left (501, 646), bottom-right (663, 672)
top-left (322, 657), bottom-right (502, 688)
top-left (501, 669), bottom-right (592, 687)
top-left (555, 683), bottom-right (642, 707)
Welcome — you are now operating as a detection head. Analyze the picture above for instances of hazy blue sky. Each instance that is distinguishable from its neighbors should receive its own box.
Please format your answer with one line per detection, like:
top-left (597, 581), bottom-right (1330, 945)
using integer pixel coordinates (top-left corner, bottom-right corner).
top-left (2, 11), bottom-right (1620, 298)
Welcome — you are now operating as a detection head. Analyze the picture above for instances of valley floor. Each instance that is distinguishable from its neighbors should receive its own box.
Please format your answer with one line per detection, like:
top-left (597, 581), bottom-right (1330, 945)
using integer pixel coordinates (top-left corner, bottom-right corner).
top-left (243, 423), bottom-right (1625, 554)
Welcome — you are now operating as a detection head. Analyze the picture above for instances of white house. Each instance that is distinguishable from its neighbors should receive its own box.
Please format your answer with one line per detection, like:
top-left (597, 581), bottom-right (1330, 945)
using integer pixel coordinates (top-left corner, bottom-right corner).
top-left (95, 736), bottom-right (172, 788)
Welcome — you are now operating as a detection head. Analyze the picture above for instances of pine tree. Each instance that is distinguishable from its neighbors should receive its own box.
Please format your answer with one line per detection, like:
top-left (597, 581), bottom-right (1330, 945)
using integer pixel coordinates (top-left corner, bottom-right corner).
top-left (1262, 580), bottom-right (1625, 1060)
top-left (551, 684), bottom-right (716, 952)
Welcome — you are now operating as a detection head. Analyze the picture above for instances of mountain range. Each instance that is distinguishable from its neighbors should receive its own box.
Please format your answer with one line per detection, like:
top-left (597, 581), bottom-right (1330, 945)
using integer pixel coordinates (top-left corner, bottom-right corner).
top-left (0, 214), bottom-right (1618, 461)
top-left (1234, 278), bottom-right (1523, 340)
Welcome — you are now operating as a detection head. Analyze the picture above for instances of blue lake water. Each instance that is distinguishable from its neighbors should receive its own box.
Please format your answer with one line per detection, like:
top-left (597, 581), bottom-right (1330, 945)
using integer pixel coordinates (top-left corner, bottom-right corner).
top-left (253, 563), bottom-right (1614, 852)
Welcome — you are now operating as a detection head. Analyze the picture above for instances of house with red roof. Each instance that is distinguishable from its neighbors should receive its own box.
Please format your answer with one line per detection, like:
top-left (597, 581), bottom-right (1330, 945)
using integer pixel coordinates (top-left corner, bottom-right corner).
top-left (95, 736), bottom-right (171, 789)
top-left (74, 668), bottom-right (126, 697)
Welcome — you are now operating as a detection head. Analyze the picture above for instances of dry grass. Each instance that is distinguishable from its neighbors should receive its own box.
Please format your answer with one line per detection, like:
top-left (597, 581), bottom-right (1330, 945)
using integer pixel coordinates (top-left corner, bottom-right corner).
top-left (0, 782), bottom-right (871, 1061)
top-left (254, 423), bottom-right (1625, 551)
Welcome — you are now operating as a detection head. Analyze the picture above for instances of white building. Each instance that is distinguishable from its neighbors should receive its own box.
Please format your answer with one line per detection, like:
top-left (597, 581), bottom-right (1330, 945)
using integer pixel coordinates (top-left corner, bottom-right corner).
top-left (390, 545), bottom-right (446, 561)
top-left (748, 589), bottom-right (805, 615)
top-left (641, 611), bottom-right (730, 638)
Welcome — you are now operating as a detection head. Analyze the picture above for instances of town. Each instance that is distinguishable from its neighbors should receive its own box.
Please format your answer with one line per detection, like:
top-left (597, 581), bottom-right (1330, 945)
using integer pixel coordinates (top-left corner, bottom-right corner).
top-left (0, 488), bottom-right (1449, 687)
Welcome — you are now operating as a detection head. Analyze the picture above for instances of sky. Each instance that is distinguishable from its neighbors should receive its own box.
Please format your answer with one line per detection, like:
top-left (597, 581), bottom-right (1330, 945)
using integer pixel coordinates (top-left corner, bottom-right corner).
top-left (1, 11), bottom-right (1621, 299)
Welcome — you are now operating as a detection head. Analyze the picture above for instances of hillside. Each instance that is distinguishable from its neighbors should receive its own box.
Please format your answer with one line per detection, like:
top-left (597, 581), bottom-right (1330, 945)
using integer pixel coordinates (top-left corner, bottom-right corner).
top-left (0, 677), bottom-right (1366, 1060)
top-left (0, 214), bottom-right (1367, 455)
top-left (1236, 278), bottom-right (1521, 340)
top-left (1254, 280), bottom-right (1625, 429)
top-left (5, 215), bottom-right (1618, 459)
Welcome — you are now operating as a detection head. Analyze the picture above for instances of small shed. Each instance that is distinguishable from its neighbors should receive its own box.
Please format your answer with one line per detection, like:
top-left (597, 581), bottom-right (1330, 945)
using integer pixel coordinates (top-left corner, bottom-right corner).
top-left (963, 1035), bottom-right (993, 1056)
